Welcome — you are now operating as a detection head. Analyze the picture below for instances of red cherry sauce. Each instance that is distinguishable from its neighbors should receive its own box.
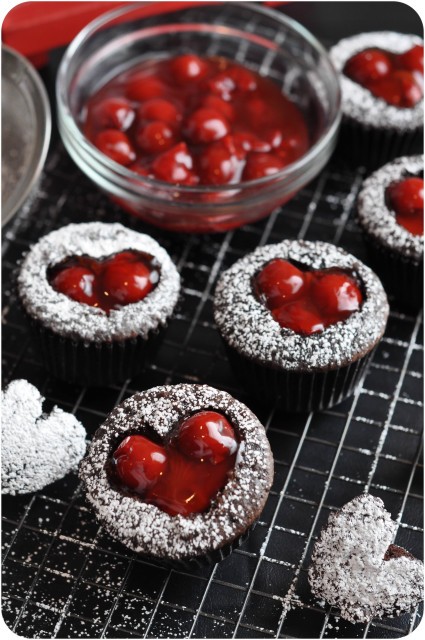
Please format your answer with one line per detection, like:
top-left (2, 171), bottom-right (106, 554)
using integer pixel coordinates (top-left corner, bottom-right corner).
top-left (48, 250), bottom-right (160, 313)
top-left (343, 45), bottom-right (424, 107)
top-left (82, 54), bottom-right (310, 185)
top-left (386, 176), bottom-right (424, 235)
top-left (110, 411), bottom-right (239, 516)
top-left (254, 259), bottom-right (363, 335)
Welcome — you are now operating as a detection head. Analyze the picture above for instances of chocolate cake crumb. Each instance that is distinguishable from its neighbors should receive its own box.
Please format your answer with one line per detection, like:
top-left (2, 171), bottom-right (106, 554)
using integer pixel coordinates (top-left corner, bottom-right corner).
top-left (2, 379), bottom-right (87, 495)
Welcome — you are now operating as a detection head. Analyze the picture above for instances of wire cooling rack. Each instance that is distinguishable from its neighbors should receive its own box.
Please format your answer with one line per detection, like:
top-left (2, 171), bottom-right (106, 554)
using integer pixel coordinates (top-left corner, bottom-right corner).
top-left (2, 4), bottom-right (423, 639)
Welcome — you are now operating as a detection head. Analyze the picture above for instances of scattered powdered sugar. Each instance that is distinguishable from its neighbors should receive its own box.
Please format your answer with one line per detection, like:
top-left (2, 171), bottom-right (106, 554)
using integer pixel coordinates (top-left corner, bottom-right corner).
top-left (17, 222), bottom-right (181, 342)
top-left (329, 32), bottom-right (424, 131)
top-left (357, 155), bottom-right (423, 261)
top-left (79, 384), bottom-right (274, 561)
top-left (308, 494), bottom-right (424, 623)
top-left (1, 379), bottom-right (87, 495)
top-left (213, 240), bottom-right (389, 371)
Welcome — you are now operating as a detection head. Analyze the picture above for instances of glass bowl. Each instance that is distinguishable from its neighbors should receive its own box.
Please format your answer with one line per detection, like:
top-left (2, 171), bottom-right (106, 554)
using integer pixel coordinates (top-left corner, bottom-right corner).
top-left (56, 2), bottom-right (341, 233)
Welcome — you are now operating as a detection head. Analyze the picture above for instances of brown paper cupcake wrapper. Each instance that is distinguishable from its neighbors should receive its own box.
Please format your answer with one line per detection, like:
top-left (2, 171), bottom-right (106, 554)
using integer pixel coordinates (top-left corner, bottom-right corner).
top-left (224, 342), bottom-right (375, 413)
top-left (335, 117), bottom-right (422, 173)
top-left (361, 235), bottom-right (423, 312)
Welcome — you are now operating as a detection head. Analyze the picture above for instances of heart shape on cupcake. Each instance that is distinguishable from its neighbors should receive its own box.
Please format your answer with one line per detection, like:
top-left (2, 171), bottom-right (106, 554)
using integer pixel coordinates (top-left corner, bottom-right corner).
top-left (47, 250), bottom-right (160, 313)
top-left (1, 379), bottom-right (87, 495)
top-left (308, 494), bottom-right (424, 623)
top-left (110, 410), bottom-right (238, 516)
top-left (253, 258), bottom-right (363, 335)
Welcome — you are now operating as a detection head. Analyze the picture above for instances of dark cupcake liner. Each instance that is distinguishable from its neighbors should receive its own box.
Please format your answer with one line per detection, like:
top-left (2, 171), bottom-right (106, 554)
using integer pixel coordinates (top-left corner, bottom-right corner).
top-left (361, 235), bottom-right (423, 312)
top-left (24, 311), bottom-right (165, 386)
top-left (224, 342), bottom-right (375, 413)
top-left (335, 117), bottom-right (423, 173)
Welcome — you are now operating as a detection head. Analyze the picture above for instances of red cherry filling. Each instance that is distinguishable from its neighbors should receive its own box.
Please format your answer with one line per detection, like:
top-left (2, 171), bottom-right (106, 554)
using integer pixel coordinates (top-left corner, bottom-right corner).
top-left (386, 176), bottom-right (424, 235)
top-left (254, 259), bottom-right (363, 335)
top-left (83, 55), bottom-right (310, 186)
top-left (110, 411), bottom-right (238, 516)
top-left (49, 250), bottom-right (160, 313)
top-left (343, 45), bottom-right (424, 107)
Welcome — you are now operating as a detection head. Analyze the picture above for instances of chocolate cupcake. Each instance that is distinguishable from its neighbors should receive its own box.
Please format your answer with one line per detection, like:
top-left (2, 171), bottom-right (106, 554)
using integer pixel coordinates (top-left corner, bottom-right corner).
top-left (357, 155), bottom-right (423, 311)
top-left (308, 494), bottom-right (424, 623)
top-left (214, 240), bottom-right (389, 413)
top-left (329, 32), bottom-right (423, 171)
top-left (17, 222), bottom-right (180, 386)
top-left (79, 384), bottom-right (274, 566)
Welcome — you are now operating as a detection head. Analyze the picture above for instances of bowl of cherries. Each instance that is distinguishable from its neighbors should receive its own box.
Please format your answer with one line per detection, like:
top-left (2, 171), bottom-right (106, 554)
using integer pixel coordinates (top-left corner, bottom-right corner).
top-left (57, 2), bottom-right (341, 232)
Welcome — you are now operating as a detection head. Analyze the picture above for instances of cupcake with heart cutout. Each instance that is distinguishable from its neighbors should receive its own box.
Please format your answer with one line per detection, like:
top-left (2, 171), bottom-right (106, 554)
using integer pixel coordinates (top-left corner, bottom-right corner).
top-left (213, 240), bottom-right (389, 412)
top-left (308, 494), bottom-right (424, 623)
top-left (17, 222), bottom-right (180, 386)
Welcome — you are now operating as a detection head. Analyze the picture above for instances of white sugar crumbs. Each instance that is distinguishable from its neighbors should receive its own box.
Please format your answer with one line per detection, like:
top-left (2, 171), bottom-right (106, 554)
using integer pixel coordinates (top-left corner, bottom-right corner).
top-left (1, 379), bottom-right (87, 495)
top-left (308, 494), bottom-right (424, 623)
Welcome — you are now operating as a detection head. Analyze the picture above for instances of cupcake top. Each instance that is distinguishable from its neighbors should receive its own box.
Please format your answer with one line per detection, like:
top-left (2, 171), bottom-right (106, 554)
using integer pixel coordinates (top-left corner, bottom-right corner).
top-left (214, 240), bottom-right (389, 371)
top-left (357, 155), bottom-right (423, 262)
top-left (2, 379), bottom-right (86, 495)
top-left (329, 32), bottom-right (423, 131)
top-left (79, 384), bottom-right (274, 561)
top-left (18, 222), bottom-right (180, 342)
top-left (308, 494), bottom-right (424, 623)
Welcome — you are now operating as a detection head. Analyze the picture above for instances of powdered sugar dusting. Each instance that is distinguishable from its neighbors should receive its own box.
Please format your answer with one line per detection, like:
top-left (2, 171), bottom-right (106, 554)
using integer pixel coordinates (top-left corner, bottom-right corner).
top-left (79, 384), bottom-right (273, 561)
top-left (1, 379), bottom-right (87, 495)
top-left (308, 494), bottom-right (424, 623)
top-left (357, 155), bottom-right (423, 261)
top-left (18, 222), bottom-right (180, 342)
top-left (213, 241), bottom-right (389, 371)
top-left (329, 32), bottom-right (423, 131)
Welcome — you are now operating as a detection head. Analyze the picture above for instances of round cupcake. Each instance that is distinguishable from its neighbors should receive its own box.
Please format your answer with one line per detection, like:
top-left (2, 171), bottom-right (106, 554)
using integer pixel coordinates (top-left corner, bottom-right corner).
top-left (17, 222), bottom-right (180, 386)
top-left (214, 240), bottom-right (389, 413)
top-left (79, 384), bottom-right (274, 566)
top-left (329, 32), bottom-right (423, 171)
top-left (357, 155), bottom-right (423, 311)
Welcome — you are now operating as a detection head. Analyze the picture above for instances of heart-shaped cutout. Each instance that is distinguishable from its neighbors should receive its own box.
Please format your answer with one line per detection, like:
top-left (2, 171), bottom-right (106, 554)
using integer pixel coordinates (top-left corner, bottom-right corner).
top-left (343, 44), bottom-right (423, 107)
top-left (47, 250), bottom-right (160, 313)
top-left (110, 410), bottom-right (238, 516)
top-left (253, 258), bottom-right (363, 335)
top-left (1, 379), bottom-right (87, 495)
top-left (308, 494), bottom-right (424, 623)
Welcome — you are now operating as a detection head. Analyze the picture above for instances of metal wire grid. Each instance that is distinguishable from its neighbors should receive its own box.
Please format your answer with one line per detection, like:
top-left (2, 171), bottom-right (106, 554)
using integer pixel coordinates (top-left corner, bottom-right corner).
top-left (2, 6), bottom-right (424, 638)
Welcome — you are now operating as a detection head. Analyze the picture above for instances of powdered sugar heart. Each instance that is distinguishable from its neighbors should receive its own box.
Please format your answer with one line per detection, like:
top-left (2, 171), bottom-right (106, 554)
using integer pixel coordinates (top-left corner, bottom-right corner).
top-left (308, 494), bottom-right (423, 623)
top-left (1, 379), bottom-right (87, 495)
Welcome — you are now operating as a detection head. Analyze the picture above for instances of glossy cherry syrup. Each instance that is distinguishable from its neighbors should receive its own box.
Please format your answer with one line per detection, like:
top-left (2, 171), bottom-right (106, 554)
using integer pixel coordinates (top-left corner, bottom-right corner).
top-left (344, 45), bottom-right (424, 107)
top-left (111, 411), bottom-right (239, 516)
top-left (48, 251), bottom-right (160, 313)
top-left (82, 54), bottom-right (310, 185)
top-left (254, 259), bottom-right (363, 335)
top-left (386, 176), bottom-right (424, 235)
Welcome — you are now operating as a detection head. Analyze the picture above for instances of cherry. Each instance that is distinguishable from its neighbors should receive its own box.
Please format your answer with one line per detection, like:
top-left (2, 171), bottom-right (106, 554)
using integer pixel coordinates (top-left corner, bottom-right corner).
top-left (112, 435), bottom-right (167, 494)
top-left (199, 140), bottom-right (239, 185)
top-left (136, 121), bottom-right (176, 154)
top-left (233, 131), bottom-right (270, 153)
top-left (312, 273), bottom-right (362, 316)
top-left (176, 411), bottom-right (238, 465)
top-left (272, 303), bottom-right (325, 335)
top-left (152, 142), bottom-right (198, 185)
top-left (344, 49), bottom-right (392, 84)
top-left (51, 266), bottom-right (97, 306)
top-left (200, 95), bottom-right (235, 122)
top-left (102, 258), bottom-right (158, 304)
top-left (92, 98), bottom-right (135, 130)
top-left (126, 75), bottom-right (166, 101)
top-left (399, 45), bottom-right (424, 73)
top-left (387, 177), bottom-right (424, 235)
top-left (370, 71), bottom-right (423, 107)
top-left (208, 67), bottom-right (257, 99)
top-left (254, 259), bottom-right (305, 310)
top-left (169, 54), bottom-right (209, 83)
top-left (242, 152), bottom-right (288, 180)
top-left (185, 108), bottom-right (230, 144)
top-left (94, 130), bottom-right (136, 165)
top-left (138, 99), bottom-right (181, 126)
